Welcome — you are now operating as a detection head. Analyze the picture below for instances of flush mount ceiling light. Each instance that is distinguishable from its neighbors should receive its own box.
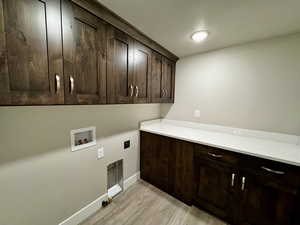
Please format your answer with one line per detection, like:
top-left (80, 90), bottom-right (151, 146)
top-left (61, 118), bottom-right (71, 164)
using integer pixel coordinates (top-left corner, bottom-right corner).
top-left (191, 31), bottom-right (209, 42)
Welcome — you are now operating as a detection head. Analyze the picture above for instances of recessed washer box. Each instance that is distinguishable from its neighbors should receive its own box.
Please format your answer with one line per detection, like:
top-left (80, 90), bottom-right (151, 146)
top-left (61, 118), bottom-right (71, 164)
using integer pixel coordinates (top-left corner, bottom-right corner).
top-left (71, 127), bottom-right (96, 152)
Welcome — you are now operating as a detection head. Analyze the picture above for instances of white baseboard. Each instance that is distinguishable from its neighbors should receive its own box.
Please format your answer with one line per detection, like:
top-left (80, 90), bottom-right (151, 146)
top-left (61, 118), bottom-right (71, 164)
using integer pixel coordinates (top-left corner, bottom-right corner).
top-left (58, 171), bottom-right (140, 225)
top-left (124, 171), bottom-right (140, 191)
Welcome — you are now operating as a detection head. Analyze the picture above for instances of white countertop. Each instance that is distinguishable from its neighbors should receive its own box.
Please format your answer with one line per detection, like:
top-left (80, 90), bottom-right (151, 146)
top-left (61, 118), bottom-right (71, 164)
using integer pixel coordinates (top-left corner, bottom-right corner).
top-left (140, 120), bottom-right (300, 167)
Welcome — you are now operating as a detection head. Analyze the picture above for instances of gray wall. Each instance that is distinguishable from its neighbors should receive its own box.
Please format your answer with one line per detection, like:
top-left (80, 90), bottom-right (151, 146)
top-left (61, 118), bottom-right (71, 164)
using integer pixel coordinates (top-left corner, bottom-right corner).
top-left (162, 33), bottom-right (300, 135)
top-left (1, 33), bottom-right (300, 225)
top-left (0, 104), bottom-right (161, 225)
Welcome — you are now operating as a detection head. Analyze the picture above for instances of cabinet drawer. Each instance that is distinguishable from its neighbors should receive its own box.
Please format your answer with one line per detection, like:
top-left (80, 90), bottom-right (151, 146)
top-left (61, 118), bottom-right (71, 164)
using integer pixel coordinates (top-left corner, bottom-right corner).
top-left (242, 156), bottom-right (300, 190)
top-left (195, 144), bottom-right (240, 166)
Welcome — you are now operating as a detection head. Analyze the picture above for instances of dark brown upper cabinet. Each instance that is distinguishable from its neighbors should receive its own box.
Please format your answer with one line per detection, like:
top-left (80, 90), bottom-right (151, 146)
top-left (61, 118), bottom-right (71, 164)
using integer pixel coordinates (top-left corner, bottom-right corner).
top-left (0, 0), bottom-right (178, 106)
top-left (0, 0), bottom-right (63, 105)
top-left (107, 26), bottom-right (134, 104)
top-left (132, 41), bottom-right (151, 104)
top-left (151, 52), bottom-right (175, 103)
top-left (62, 1), bottom-right (107, 104)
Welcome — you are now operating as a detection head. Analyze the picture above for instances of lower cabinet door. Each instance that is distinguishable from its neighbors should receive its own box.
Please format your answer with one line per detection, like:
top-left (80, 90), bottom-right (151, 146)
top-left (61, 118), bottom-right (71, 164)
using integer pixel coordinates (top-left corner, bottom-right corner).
top-left (169, 140), bottom-right (194, 205)
top-left (140, 132), bottom-right (171, 192)
top-left (140, 132), bottom-right (158, 185)
top-left (237, 173), bottom-right (299, 225)
top-left (194, 158), bottom-right (236, 223)
top-left (155, 135), bottom-right (171, 192)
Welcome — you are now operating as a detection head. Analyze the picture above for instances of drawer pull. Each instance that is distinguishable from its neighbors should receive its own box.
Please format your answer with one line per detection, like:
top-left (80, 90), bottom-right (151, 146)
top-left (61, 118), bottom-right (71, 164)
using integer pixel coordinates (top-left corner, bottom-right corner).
top-left (55, 75), bottom-right (60, 93)
top-left (231, 173), bottom-right (235, 187)
top-left (261, 166), bottom-right (285, 175)
top-left (135, 86), bottom-right (139, 97)
top-left (241, 176), bottom-right (246, 191)
top-left (208, 152), bottom-right (223, 158)
top-left (130, 84), bottom-right (134, 97)
top-left (70, 76), bottom-right (74, 94)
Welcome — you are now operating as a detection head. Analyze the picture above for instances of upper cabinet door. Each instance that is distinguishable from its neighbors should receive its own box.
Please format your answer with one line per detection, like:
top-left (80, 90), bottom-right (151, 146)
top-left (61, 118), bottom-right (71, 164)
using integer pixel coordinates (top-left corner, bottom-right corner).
top-left (107, 26), bottom-right (134, 104)
top-left (161, 57), bottom-right (175, 103)
top-left (0, 0), bottom-right (63, 105)
top-left (62, 1), bottom-right (107, 104)
top-left (150, 52), bottom-right (175, 103)
top-left (133, 41), bottom-right (151, 104)
top-left (150, 51), bottom-right (163, 103)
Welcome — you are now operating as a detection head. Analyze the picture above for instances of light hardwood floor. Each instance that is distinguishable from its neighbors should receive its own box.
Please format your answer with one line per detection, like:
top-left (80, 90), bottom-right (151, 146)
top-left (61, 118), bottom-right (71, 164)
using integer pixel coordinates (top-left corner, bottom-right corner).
top-left (80, 180), bottom-right (228, 225)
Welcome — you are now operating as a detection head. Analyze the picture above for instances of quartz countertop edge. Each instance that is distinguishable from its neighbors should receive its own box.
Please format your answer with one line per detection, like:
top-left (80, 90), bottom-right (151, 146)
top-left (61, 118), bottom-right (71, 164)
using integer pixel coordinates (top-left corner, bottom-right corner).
top-left (140, 121), bottom-right (300, 167)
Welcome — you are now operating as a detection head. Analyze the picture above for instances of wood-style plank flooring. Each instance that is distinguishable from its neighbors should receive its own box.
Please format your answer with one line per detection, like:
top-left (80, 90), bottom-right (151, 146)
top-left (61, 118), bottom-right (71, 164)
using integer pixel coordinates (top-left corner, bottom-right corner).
top-left (80, 180), bottom-right (228, 225)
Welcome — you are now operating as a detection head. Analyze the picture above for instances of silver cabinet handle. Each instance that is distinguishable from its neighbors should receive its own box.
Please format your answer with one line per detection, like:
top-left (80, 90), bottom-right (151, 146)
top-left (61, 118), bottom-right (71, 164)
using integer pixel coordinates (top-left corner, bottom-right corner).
top-left (135, 86), bottom-right (139, 97)
top-left (130, 84), bottom-right (134, 97)
top-left (161, 89), bottom-right (165, 97)
top-left (261, 166), bottom-right (285, 175)
top-left (164, 88), bottom-right (167, 97)
top-left (70, 76), bottom-right (74, 94)
top-left (208, 152), bottom-right (223, 158)
top-left (241, 177), bottom-right (246, 191)
top-left (55, 74), bottom-right (60, 93)
top-left (231, 173), bottom-right (235, 187)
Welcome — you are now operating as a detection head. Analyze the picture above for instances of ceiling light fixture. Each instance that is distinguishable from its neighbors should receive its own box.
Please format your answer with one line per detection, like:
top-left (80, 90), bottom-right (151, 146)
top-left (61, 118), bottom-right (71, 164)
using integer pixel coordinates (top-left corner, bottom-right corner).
top-left (191, 31), bottom-right (209, 42)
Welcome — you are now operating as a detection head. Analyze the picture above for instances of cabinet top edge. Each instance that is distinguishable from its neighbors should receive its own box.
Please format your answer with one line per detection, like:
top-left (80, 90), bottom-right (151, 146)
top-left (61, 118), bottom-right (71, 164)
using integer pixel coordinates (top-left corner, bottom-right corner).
top-left (72, 0), bottom-right (179, 62)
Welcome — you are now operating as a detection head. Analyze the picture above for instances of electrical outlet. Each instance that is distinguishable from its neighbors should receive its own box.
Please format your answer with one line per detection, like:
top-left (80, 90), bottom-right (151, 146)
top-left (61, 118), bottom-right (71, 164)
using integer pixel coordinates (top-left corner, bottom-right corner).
top-left (233, 129), bottom-right (242, 135)
top-left (97, 147), bottom-right (104, 159)
top-left (193, 109), bottom-right (201, 118)
top-left (124, 140), bottom-right (130, 150)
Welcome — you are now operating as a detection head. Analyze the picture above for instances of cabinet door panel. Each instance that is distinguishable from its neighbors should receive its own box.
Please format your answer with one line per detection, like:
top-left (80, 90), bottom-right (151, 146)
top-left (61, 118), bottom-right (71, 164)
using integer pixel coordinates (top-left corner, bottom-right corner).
top-left (194, 158), bottom-right (235, 222)
top-left (0, 0), bottom-right (63, 105)
top-left (133, 42), bottom-right (151, 103)
top-left (161, 57), bottom-right (175, 103)
top-left (155, 135), bottom-right (171, 192)
top-left (140, 132), bottom-right (171, 193)
top-left (151, 51), bottom-right (162, 103)
top-left (169, 140), bottom-right (194, 205)
top-left (150, 52), bottom-right (175, 103)
top-left (107, 26), bottom-right (134, 104)
top-left (238, 174), bottom-right (299, 225)
top-left (140, 132), bottom-right (159, 185)
top-left (62, 1), bottom-right (106, 104)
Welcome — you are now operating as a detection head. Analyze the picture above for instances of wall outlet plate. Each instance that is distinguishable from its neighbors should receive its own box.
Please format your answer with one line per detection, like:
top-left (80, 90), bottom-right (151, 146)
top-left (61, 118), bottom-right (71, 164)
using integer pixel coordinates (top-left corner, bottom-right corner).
top-left (233, 129), bottom-right (242, 135)
top-left (193, 109), bottom-right (201, 118)
top-left (124, 140), bottom-right (130, 150)
top-left (97, 147), bottom-right (104, 159)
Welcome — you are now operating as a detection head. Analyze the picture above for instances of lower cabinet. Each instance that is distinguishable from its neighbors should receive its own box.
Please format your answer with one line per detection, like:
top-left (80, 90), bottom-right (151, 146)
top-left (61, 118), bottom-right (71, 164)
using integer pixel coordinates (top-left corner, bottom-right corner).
top-left (140, 132), bottom-right (171, 192)
top-left (194, 156), bottom-right (237, 224)
top-left (237, 172), bottom-right (299, 225)
top-left (140, 131), bottom-right (300, 225)
top-left (140, 131), bottom-right (194, 204)
top-left (169, 139), bottom-right (194, 204)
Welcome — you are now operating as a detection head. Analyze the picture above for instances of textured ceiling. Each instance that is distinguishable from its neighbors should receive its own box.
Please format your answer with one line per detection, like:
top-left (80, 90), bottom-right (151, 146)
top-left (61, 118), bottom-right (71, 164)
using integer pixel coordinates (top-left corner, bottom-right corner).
top-left (97, 0), bottom-right (300, 57)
